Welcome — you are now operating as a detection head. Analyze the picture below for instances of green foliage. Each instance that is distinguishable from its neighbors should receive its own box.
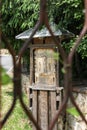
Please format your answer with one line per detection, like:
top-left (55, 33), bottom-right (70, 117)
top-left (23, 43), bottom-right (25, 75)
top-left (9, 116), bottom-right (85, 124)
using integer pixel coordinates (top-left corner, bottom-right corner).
top-left (48, 0), bottom-right (84, 33)
top-left (63, 35), bottom-right (87, 59)
top-left (77, 35), bottom-right (87, 59)
top-left (1, 0), bottom-right (87, 59)
top-left (1, 0), bottom-right (40, 52)
top-left (62, 39), bottom-right (74, 54)
top-left (61, 67), bottom-right (66, 74)
top-left (0, 66), bottom-right (12, 85)
top-left (66, 107), bottom-right (80, 117)
top-left (53, 52), bottom-right (59, 60)
top-left (1, 0), bottom-right (39, 36)
top-left (1, 0), bottom-right (84, 36)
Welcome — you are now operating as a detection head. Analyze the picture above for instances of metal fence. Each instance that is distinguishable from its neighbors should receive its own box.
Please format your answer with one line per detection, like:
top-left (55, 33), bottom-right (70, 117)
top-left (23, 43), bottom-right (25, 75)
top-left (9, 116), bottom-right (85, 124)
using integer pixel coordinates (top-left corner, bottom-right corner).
top-left (0, 0), bottom-right (87, 130)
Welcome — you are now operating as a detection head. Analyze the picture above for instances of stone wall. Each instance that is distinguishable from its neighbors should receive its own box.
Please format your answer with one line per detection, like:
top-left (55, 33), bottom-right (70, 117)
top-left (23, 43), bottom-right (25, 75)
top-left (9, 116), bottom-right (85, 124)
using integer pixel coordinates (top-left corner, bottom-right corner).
top-left (66, 87), bottom-right (87, 130)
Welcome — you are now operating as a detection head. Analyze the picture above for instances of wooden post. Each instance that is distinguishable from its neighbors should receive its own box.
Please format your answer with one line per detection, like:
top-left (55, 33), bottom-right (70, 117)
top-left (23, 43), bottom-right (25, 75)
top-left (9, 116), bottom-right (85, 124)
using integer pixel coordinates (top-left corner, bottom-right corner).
top-left (30, 48), bottom-right (34, 85)
top-left (32, 90), bottom-right (38, 130)
top-left (29, 48), bottom-right (60, 130)
top-left (39, 91), bottom-right (48, 130)
top-left (50, 91), bottom-right (58, 130)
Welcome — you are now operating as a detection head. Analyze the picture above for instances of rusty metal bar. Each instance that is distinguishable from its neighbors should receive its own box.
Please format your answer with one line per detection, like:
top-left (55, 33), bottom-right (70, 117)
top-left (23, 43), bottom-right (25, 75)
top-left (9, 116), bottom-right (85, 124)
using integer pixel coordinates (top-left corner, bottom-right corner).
top-left (0, 1), bottom-right (2, 130)
top-left (1, 99), bottom-right (16, 128)
top-left (0, 39), bottom-right (1, 130)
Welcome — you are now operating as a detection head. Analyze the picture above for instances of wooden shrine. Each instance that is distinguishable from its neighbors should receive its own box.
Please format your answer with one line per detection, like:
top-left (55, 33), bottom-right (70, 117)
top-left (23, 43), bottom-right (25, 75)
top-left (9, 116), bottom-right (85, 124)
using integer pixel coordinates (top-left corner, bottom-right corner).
top-left (16, 23), bottom-right (74, 130)
top-left (29, 40), bottom-right (63, 130)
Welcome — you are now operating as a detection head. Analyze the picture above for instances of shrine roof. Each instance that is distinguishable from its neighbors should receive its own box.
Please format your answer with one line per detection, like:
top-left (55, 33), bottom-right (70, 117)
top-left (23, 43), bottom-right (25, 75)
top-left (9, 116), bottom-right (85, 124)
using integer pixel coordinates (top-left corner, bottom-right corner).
top-left (15, 23), bottom-right (74, 40)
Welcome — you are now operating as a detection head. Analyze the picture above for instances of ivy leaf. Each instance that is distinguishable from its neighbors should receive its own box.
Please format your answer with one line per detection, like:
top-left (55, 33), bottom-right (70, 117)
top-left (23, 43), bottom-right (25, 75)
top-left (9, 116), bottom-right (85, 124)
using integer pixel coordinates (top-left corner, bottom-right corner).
top-left (0, 66), bottom-right (12, 85)
top-left (66, 107), bottom-right (80, 117)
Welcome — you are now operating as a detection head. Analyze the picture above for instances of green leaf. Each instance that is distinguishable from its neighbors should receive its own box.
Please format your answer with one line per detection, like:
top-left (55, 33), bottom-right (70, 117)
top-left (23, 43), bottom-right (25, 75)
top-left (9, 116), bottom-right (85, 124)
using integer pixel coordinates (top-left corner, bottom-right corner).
top-left (61, 67), bottom-right (66, 74)
top-left (0, 66), bottom-right (12, 85)
top-left (66, 107), bottom-right (80, 117)
top-left (53, 52), bottom-right (59, 60)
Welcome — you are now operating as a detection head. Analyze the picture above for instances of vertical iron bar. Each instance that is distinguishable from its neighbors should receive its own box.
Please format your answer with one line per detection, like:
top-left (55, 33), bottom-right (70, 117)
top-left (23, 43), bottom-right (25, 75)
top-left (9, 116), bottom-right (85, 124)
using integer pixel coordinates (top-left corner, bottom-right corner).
top-left (0, 38), bottom-right (1, 130)
top-left (0, 0), bottom-right (2, 128)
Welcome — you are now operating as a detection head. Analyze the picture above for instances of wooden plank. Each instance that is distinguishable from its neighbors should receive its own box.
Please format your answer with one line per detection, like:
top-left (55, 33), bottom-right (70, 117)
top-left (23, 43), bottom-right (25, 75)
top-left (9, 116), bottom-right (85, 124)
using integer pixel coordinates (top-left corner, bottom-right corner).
top-left (32, 87), bottom-right (56, 91)
top-left (29, 88), bottom-right (32, 108)
top-left (29, 84), bottom-right (56, 91)
top-left (30, 48), bottom-right (34, 85)
top-left (32, 85), bottom-right (56, 91)
top-left (28, 43), bottom-right (57, 48)
top-left (50, 92), bottom-right (57, 130)
top-left (32, 90), bottom-right (38, 130)
top-left (39, 91), bottom-right (48, 130)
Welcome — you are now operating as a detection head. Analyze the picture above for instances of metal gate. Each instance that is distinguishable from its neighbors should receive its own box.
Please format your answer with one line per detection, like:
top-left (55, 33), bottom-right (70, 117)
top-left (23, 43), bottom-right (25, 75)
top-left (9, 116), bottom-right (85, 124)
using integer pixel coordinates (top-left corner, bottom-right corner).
top-left (0, 0), bottom-right (87, 130)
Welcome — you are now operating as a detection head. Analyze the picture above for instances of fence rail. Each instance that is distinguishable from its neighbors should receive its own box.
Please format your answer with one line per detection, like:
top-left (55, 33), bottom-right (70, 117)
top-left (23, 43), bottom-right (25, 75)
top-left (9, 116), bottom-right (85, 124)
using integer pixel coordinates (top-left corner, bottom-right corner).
top-left (0, 0), bottom-right (87, 130)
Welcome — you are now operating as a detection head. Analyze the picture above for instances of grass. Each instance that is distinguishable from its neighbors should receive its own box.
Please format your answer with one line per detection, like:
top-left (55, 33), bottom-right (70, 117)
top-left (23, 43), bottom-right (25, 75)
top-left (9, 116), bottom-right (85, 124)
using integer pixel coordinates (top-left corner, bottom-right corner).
top-left (1, 83), bottom-right (32, 130)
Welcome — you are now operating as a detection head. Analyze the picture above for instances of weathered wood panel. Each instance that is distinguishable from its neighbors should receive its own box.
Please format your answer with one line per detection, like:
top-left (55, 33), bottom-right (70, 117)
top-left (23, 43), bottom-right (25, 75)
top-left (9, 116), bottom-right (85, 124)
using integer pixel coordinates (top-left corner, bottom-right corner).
top-left (32, 90), bottom-right (38, 130)
top-left (34, 49), bottom-right (56, 85)
top-left (30, 48), bottom-right (34, 85)
top-left (39, 91), bottom-right (48, 130)
top-left (50, 92), bottom-right (58, 130)
top-left (29, 47), bottom-right (60, 130)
